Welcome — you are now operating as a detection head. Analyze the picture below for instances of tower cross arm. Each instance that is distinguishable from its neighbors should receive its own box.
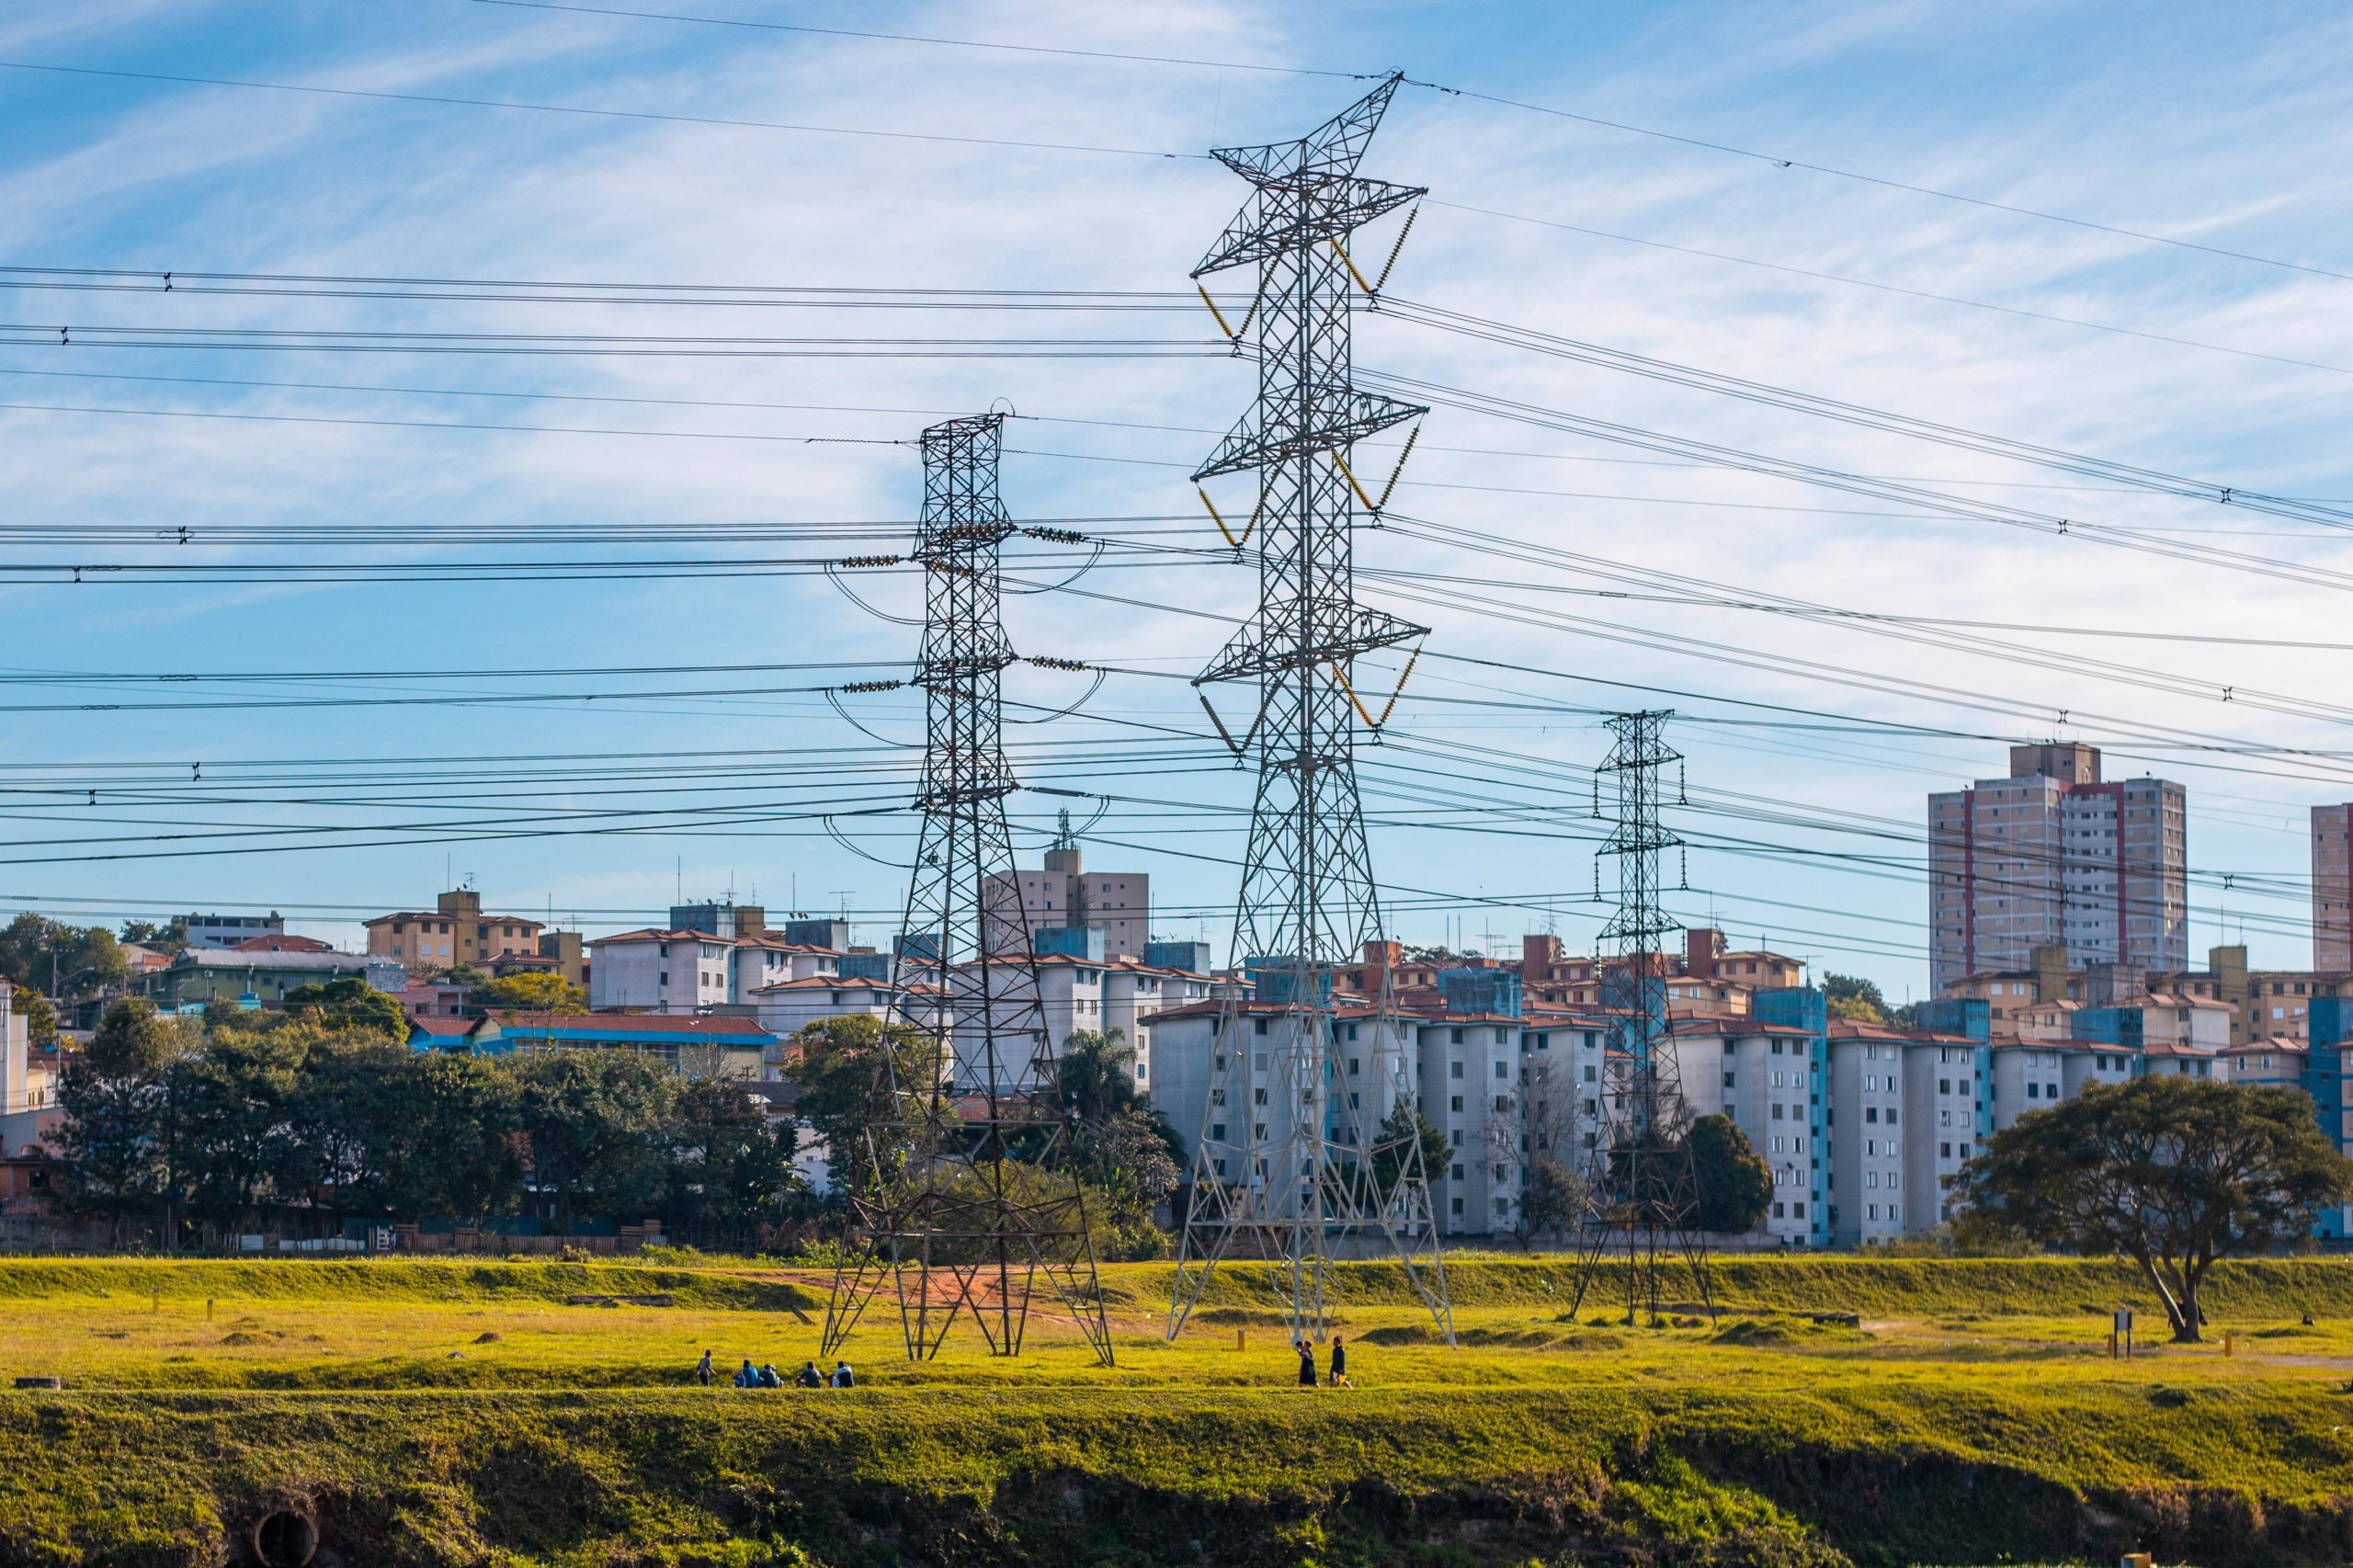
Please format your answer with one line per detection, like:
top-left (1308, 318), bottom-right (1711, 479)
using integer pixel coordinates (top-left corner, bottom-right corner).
top-left (1192, 177), bottom-right (1425, 278)
top-left (1196, 605), bottom-right (1426, 685)
top-left (1191, 386), bottom-right (1426, 482)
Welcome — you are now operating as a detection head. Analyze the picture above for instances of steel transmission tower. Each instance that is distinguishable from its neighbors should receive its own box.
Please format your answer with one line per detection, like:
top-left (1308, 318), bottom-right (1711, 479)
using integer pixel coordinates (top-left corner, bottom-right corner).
top-left (822, 413), bottom-right (1116, 1367)
top-left (1166, 74), bottom-right (1453, 1346)
top-left (1568, 710), bottom-right (1716, 1324)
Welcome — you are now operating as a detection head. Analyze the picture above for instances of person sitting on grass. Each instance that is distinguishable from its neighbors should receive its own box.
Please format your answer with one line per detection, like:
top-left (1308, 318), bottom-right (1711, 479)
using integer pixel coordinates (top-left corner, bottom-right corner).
top-left (795, 1359), bottom-right (824, 1388)
top-left (831, 1359), bottom-right (855, 1388)
top-left (1327, 1335), bottom-right (1351, 1389)
top-left (757, 1363), bottom-right (784, 1389)
top-left (732, 1358), bottom-right (758, 1389)
top-left (1297, 1340), bottom-right (1318, 1389)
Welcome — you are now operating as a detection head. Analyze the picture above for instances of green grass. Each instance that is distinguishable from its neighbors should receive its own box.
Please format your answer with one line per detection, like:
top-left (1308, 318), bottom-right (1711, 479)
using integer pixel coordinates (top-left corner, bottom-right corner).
top-left (9, 1255), bottom-right (2353, 1566)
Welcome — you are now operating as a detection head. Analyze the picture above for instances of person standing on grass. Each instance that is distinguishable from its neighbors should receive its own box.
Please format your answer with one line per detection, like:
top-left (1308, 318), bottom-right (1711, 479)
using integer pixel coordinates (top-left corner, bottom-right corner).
top-left (1297, 1340), bottom-right (1318, 1388)
top-left (695, 1349), bottom-right (714, 1387)
top-left (1327, 1335), bottom-right (1349, 1388)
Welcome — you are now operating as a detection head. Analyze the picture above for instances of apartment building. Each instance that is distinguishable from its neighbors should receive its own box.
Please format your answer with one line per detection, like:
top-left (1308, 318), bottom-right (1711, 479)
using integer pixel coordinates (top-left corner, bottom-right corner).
top-left (1518, 931), bottom-right (1803, 1014)
top-left (2318, 805), bottom-right (2353, 971)
top-left (588, 928), bottom-right (741, 1014)
top-left (365, 888), bottom-right (544, 973)
top-left (982, 832), bottom-right (1149, 960)
top-left (1928, 743), bottom-right (2188, 991)
top-left (181, 912), bottom-right (286, 950)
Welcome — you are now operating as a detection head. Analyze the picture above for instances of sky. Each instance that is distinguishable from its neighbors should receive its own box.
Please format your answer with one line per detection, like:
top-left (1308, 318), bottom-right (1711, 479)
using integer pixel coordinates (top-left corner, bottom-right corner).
top-left (2, 0), bottom-right (2351, 999)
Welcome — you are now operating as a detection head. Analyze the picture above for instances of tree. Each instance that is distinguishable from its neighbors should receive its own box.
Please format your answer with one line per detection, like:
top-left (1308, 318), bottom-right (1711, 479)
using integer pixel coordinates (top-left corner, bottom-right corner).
top-left (1057, 1028), bottom-right (1139, 1124)
top-left (45, 1001), bottom-right (194, 1238)
top-left (119, 920), bottom-right (188, 953)
top-left (1823, 972), bottom-right (1891, 1026)
top-left (1955, 1076), bottom-right (2353, 1343)
top-left (511, 1050), bottom-right (678, 1233)
top-left (1077, 1105), bottom-right (1182, 1228)
top-left (383, 1051), bottom-right (524, 1221)
top-left (1371, 1101), bottom-right (1452, 1199)
top-left (0, 915), bottom-right (128, 1003)
top-left (1515, 1158), bottom-right (1586, 1247)
top-left (1685, 1114), bottom-right (1774, 1234)
top-left (14, 988), bottom-right (56, 1048)
top-left (789, 1015), bottom-right (943, 1196)
top-left (281, 977), bottom-right (410, 1042)
top-left (663, 1075), bottom-right (800, 1237)
top-left (161, 1025), bottom-right (308, 1235)
top-left (481, 971), bottom-right (588, 1013)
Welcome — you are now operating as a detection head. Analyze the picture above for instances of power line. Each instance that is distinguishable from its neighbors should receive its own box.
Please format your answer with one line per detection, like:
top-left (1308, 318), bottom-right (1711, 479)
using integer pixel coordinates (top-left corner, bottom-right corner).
top-left (0, 59), bottom-right (1204, 160)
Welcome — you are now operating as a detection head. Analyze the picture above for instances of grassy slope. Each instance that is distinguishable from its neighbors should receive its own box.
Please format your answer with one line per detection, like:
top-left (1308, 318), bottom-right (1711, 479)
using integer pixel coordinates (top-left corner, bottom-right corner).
top-left (9, 1255), bottom-right (2353, 1567)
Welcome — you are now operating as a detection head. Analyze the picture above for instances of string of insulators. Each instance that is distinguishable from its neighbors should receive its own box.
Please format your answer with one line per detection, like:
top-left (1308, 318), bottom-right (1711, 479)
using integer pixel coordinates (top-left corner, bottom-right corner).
top-left (838, 679), bottom-right (904, 695)
top-left (1328, 236), bottom-right (1374, 294)
top-left (1325, 449), bottom-right (1378, 513)
top-left (1022, 526), bottom-right (1086, 545)
top-left (837, 554), bottom-right (900, 569)
top-left (1196, 283), bottom-right (1236, 338)
top-left (1678, 760), bottom-right (1688, 806)
top-left (1369, 643), bottom-right (1424, 728)
top-left (1374, 205), bottom-right (1419, 293)
top-left (1026, 655), bottom-right (1087, 671)
top-left (1328, 663), bottom-right (1381, 732)
top-left (1198, 487), bottom-right (1260, 549)
top-left (1375, 425), bottom-right (1420, 512)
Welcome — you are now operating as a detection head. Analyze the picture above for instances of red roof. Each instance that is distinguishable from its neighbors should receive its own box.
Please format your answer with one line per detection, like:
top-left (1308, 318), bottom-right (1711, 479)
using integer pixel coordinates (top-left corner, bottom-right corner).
top-left (231, 933), bottom-right (334, 953)
top-left (410, 1016), bottom-right (476, 1039)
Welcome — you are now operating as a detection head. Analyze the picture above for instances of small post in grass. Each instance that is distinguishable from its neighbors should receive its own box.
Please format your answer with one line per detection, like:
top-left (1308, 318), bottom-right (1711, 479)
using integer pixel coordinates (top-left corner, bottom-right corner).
top-left (1235, 1326), bottom-right (1245, 1352)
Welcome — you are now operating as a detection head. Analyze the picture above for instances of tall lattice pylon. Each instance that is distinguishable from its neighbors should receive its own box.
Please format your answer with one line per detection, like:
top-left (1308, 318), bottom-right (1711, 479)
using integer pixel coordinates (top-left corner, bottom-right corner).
top-left (1567, 710), bottom-right (1716, 1324)
top-left (821, 413), bottom-right (1116, 1367)
top-left (1166, 74), bottom-right (1452, 1347)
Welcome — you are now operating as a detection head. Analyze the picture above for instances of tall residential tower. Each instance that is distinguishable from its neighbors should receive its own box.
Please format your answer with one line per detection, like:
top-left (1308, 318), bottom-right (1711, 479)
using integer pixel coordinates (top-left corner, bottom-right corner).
top-left (1928, 744), bottom-right (2187, 991)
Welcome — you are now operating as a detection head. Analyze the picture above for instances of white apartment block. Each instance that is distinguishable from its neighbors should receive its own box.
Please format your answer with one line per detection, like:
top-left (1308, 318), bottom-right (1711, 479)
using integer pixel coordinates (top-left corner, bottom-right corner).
top-left (1829, 1036), bottom-right (1910, 1245)
top-left (587, 929), bottom-right (742, 1015)
top-left (1928, 744), bottom-right (2188, 991)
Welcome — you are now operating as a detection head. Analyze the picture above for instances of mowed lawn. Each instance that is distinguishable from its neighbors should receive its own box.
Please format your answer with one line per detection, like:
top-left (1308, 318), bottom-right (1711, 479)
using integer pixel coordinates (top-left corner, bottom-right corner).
top-left (7, 1252), bottom-right (2353, 1392)
top-left (11, 1254), bottom-right (2353, 1566)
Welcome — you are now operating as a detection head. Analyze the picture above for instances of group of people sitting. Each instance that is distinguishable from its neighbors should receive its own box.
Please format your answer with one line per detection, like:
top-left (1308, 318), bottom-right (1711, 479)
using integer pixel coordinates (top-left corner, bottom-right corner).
top-left (696, 1349), bottom-right (854, 1389)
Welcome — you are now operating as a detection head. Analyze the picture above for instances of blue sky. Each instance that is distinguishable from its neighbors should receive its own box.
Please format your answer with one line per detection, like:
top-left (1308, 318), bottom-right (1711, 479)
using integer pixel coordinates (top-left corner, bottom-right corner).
top-left (3, 0), bottom-right (2350, 997)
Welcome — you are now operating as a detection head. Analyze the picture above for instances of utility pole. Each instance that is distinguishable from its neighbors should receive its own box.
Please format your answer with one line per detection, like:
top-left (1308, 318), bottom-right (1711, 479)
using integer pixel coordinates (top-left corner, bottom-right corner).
top-left (1166, 74), bottom-right (1452, 1347)
top-left (1567, 711), bottom-right (1715, 1324)
top-left (822, 413), bottom-right (1115, 1367)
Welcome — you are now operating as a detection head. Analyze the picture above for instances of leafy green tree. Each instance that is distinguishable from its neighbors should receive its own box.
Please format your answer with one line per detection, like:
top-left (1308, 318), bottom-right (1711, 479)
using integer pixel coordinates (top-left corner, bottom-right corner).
top-left (1371, 1101), bottom-right (1452, 1199)
top-left (1057, 1028), bottom-right (1139, 1123)
top-left (1514, 1157), bottom-right (1586, 1247)
top-left (1685, 1113), bottom-right (1774, 1234)
top-left (0, 915), bottom-right (128, 1002)
top-left (1956, 1076), bottom-right (2353, 1342)
top-left (119, 920), bottom-right (188, 952)
top-left (386, 1051), bottom-right (524, 1221)
top-left (1822, 972), bottom-right (1891, 1026)
top-left (1077, 1105), bottom-right (1181, 1228)
top-left (790, 1015), bottom-right (943, 1196)
top-left (14, 987), bottom-right (56, 1048)
top-left (160, 1026), bottom-right (308, 1234)
top-left (281, 977), bottom-right (410, 1042)
top-left (663, 1075), bottom-right (800, 1235)
top-left (45, 1000), bottom-right (193, 1237)
top-left (481, 971), bottom-right (588, 1013)
top-left (511, 1050), bottom-right (678, 1233)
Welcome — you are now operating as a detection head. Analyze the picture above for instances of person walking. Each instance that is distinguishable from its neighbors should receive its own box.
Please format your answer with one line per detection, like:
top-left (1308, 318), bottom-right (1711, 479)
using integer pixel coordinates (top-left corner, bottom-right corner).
top-left (1327, 1335), bottom-right (1350, 1389)
top-left (695, 1349), bottom-right (714, 1387)
top-left (1296, 1339), bottom-right (1318, 1389)
top-left (831, 1359), bottom-right (855, 1388)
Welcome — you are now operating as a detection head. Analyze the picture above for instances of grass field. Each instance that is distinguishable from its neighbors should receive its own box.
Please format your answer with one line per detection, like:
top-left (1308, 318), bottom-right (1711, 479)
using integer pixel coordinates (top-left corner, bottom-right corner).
top-left (8, 1253), bottom-right (2353, 1566)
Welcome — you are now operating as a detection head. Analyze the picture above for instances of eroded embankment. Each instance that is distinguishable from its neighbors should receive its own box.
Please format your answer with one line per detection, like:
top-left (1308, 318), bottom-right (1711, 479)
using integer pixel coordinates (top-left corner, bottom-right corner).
top-left (5, 1383), bottom-right (2350, 1568)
